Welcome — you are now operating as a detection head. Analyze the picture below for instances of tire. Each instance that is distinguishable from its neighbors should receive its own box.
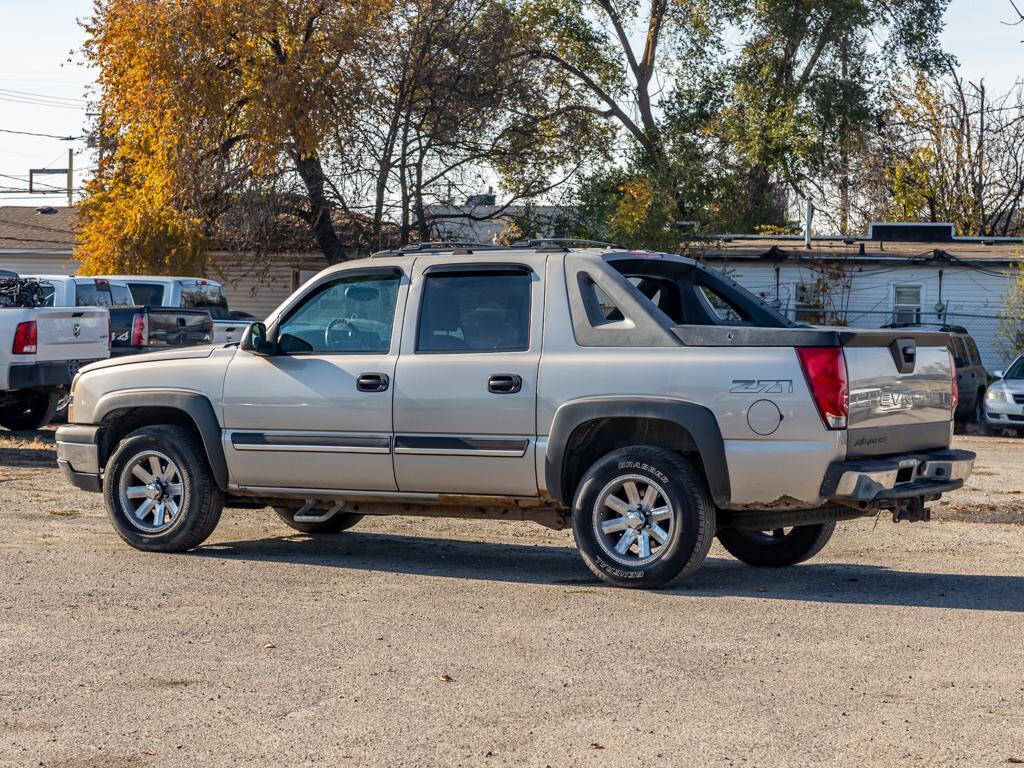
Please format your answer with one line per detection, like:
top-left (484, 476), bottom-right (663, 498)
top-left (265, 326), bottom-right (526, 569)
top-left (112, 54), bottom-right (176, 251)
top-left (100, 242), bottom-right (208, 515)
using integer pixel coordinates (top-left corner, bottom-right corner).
top-left (571, 446), bottom-right (716, 589)
top-left (274, 506), bottom-right (363, 534)
top-left (717, 523), bottom-right (835, 567)
top-left (973, 392), bottom-right (990, 435)
top-left (102, 425), bottom-right (224, 552)
top-left (0, 389), bottom-right (56, 431)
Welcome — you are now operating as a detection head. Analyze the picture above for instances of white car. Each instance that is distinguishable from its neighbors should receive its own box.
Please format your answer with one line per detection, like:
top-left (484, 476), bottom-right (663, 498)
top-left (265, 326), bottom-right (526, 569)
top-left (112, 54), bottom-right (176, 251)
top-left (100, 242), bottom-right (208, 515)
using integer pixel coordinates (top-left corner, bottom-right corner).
top-left (983, 355), bottom-right (1024, 434)
top-left (93, 276), bottom-right (253, 345)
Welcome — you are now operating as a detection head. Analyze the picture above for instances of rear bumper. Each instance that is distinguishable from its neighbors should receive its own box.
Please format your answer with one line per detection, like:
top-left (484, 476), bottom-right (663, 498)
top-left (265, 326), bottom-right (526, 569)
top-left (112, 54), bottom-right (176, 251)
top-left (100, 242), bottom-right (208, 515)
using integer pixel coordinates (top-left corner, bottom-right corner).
top-left (55, 424), bottom-right (102, 492)
top-left (4, 360), bottom-right (98, 391)
top-left (820, 449), bottom-right (976, 502)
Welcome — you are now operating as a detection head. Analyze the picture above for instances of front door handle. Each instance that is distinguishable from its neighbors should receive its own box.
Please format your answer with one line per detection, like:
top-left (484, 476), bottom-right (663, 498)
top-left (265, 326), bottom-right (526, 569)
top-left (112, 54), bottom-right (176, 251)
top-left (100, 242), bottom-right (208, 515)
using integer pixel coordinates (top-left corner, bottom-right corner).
top-left (488, 374), bottom-right (522, 394)
top-left (357, 373), bottom-right (390, 392)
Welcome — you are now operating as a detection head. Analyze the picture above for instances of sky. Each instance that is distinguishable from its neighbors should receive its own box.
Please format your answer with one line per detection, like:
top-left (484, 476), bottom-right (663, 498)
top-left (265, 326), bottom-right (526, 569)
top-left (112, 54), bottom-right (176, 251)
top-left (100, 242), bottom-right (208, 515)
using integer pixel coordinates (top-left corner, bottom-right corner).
top-left (0, 0), bottom-right (1020, 209)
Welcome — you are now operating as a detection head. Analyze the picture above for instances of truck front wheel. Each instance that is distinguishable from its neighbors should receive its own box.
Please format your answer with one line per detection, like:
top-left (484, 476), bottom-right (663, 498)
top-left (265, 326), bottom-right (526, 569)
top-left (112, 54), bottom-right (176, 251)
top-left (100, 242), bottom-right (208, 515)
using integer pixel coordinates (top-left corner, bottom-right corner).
top-left (102, 425), bottom-right (224, 552)
top-left (571, 446), bottom-right (716, 589)
top-left (717, 523), bottom-right (835, 567)
top-left (0, 389), bottom-right (56, 431)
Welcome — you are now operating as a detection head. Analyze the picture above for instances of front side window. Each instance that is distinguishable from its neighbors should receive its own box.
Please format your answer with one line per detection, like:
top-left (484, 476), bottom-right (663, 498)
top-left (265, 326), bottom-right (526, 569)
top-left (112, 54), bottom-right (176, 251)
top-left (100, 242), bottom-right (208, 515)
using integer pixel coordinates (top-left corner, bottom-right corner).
top-left (1005, 356), bottom-right (1024, 379)
top-left (417, 270), bottom-right (531, 353)
top-left (278, 272), bottom-right (400, 354)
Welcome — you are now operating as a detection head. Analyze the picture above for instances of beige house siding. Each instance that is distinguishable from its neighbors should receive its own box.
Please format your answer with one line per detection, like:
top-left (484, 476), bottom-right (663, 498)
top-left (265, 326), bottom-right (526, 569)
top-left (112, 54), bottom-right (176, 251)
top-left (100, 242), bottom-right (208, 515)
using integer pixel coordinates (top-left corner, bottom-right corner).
top-left (0, 251), bottom-right (79, 276)
top-left (207, 251), bottom-right (328, 319)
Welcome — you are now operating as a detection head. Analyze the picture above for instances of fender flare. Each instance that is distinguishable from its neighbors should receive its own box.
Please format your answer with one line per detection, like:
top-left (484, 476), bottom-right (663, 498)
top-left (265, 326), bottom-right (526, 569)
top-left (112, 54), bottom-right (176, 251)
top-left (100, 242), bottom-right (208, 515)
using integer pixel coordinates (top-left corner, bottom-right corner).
top-left (93, 389), bottom-right (228, 490)
top-left (544, 396), bottom-right (730, 507)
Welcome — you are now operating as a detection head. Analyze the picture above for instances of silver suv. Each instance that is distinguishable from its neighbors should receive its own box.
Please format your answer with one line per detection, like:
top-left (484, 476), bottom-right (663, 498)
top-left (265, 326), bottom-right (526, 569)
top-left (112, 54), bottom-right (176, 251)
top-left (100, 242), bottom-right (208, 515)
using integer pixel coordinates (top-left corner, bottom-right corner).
top-left (56, 244), bottom-right (974, 588)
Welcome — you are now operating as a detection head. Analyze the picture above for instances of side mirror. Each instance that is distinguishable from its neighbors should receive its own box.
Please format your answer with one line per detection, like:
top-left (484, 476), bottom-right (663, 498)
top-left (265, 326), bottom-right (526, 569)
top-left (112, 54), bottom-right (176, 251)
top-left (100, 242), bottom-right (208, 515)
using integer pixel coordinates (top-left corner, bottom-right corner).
top-left (241, 321), bottom-right (275, 355)
top-left (993, 370), bottom-right (1004, 380)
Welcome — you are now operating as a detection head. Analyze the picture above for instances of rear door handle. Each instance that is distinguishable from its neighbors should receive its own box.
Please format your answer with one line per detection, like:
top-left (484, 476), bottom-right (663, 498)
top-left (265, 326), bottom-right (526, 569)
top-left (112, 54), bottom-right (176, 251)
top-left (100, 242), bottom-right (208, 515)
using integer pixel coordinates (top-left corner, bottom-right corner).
top-left (357, 373), bottom-right (389, 392)
top-left (488, 374), bottom-right (522, 394)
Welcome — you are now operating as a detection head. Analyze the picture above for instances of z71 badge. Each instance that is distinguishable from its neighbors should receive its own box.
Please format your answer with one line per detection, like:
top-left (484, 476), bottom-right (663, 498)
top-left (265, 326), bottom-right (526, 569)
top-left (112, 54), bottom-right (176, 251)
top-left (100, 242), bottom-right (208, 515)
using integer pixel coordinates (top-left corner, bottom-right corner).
top-left (730, 379), bottom-right (794, 394)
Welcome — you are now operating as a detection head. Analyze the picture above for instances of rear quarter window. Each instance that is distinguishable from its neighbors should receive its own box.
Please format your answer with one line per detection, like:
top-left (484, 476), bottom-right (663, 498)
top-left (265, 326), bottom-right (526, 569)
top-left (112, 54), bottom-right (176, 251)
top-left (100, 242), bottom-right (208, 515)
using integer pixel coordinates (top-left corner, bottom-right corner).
top-left (128, 283), bottom-right (165, 306)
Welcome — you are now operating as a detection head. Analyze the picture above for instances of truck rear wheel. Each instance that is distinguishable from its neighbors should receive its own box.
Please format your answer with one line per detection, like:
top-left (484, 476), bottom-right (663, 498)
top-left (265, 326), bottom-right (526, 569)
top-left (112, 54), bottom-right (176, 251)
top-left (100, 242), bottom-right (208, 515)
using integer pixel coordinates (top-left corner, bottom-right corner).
top-left (571, 446), bottom-right (716, 589)
top-left (102, 425), bottom-right (223, 552)
top-left (717, 523), bottom-right (835, 567)
top-left (274, 506), bottom-right (363, 534)
top-left (0, 389), bottom-right (56, 431)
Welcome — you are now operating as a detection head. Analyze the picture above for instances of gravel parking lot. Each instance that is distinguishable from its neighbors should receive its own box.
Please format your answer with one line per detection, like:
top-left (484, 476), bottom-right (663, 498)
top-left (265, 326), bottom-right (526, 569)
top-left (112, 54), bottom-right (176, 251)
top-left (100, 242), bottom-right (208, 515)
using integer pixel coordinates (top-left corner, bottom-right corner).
top-left (1, 432), bottom-right (1022, 767)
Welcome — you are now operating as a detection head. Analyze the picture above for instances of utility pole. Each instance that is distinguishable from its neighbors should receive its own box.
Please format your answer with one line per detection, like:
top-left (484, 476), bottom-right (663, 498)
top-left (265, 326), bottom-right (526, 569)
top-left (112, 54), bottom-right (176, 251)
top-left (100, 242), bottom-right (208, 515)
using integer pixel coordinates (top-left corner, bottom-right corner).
top-left (27, 148), bottom-right (74, 207)
top-left (67, 148), bottom-right (73, 207)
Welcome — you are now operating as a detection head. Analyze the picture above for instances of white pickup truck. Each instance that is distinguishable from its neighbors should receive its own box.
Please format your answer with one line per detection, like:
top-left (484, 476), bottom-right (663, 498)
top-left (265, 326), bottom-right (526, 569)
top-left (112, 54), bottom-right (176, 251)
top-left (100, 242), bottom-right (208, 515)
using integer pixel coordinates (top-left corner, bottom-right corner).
top-left (0, 276), bottom-right (109, 430)
top-left (94, 276), bottom-right (254, 345)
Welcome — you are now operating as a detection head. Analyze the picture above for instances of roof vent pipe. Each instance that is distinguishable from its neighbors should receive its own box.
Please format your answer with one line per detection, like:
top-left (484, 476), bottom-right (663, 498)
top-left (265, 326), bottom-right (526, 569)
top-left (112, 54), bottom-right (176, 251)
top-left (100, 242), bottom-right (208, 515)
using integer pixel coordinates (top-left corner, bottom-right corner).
top-left (804, 199), bottom-right (814, 249)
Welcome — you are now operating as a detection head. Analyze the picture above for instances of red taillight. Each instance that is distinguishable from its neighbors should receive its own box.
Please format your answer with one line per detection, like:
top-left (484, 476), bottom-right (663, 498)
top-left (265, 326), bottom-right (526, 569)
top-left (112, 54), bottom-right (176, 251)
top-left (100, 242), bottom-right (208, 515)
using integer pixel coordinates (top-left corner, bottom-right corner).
top-left (948, 350), bottom-right (958, 413)
top-left (130, 312), bottom-right (148, 346)
top-left (796, 346), bottom-right (848, 430)
top-left (12, 320), bottom-right (37, 354)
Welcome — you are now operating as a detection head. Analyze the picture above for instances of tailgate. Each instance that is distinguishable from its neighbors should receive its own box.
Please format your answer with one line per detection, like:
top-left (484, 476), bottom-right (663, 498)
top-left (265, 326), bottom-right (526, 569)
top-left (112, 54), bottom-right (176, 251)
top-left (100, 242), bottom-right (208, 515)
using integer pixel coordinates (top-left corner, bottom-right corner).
top-left (34, 308), bottom-right (110, 362)
top-left (843, 331), bottom-right (954, 458)
top-left (147, 308), bottom-right (213, 348)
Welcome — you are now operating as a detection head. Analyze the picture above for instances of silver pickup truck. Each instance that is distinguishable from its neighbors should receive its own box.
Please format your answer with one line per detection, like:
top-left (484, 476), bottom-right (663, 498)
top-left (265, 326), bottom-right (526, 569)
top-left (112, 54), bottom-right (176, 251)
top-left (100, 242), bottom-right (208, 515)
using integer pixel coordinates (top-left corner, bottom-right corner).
top-left (55, 244), bottom-right (975, 588)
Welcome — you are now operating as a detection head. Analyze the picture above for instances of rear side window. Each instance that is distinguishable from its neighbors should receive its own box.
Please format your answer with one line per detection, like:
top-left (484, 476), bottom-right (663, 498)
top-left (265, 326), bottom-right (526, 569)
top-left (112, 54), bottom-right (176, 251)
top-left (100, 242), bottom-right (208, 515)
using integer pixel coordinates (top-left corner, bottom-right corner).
top-left (128, 283), bottom-right (165, 306)
top-left (696, 284), bottom-right (749, 324)
top-left (109, 283), bottom-right (134, 305)
top-left (950, 336), bottom-right (969, 365)
top-left (75, 282), bottom-right (111, 306)
top-left (417, 270), bottom-right (531, 353)
top-left (182, 282), bottom-right (229, 318)
top-left (965, 337), bottom-right (981, 366)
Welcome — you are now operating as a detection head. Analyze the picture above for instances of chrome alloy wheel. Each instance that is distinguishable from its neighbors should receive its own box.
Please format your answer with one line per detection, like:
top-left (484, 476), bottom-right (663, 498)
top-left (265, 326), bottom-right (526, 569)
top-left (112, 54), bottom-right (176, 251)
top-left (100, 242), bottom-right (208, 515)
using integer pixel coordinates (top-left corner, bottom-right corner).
top-left (592, 474), bottom-right (675, 566)
top-left (118, 450), bottom-right (184, 533)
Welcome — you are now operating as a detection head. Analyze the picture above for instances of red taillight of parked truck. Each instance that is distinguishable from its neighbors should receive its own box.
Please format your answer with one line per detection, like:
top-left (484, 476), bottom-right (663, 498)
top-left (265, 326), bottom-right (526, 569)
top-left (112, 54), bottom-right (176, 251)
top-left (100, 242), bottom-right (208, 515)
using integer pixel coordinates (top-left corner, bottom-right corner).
top-left (130, 312), bottom-right (149, 347)
top-left (796, 346), bottom-right (849, 430)
top-left (12, 320), bottom-right (37, 354)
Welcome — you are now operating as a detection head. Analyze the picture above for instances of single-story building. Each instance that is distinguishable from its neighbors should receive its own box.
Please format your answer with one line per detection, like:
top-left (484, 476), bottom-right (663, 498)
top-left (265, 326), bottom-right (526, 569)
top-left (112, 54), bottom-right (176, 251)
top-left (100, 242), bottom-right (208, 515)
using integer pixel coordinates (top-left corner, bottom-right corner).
top-left (0, 205), bottom-right (328, 319)
top-left (688, 222), bottom-right (1023, 369)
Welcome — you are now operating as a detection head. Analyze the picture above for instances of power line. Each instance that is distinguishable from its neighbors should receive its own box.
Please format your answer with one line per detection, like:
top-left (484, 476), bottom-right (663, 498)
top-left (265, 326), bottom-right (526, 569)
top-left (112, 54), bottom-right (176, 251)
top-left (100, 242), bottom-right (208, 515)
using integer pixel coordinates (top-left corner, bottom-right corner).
top-left (0, 172), bottom-right (68, 191)
top-left (0, 127), bottom-right (85, 140)
top-left (0, 94), bottom-right (83, 111)
top-left (0, 87), bottom-right (86, 105)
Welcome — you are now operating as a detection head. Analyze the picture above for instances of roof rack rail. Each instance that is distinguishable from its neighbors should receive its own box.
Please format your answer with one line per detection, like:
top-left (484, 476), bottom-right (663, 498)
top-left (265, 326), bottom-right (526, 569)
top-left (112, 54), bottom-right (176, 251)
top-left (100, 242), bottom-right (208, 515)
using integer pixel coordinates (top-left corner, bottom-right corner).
top-left (370, 241), bottom-right (508, 258)
top-left (369, 238), bottom-right (625, 258)
top-left (518, 238), bottom-right (625, 251)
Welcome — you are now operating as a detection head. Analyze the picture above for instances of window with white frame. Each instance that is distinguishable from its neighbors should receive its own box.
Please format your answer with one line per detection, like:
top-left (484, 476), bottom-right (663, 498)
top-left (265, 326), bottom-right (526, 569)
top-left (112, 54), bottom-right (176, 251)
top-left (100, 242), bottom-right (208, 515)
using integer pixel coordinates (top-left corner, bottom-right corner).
top-left (893, 285), bottom-right (922, 325)
top-left (794, 282), bottom-right (824, 324)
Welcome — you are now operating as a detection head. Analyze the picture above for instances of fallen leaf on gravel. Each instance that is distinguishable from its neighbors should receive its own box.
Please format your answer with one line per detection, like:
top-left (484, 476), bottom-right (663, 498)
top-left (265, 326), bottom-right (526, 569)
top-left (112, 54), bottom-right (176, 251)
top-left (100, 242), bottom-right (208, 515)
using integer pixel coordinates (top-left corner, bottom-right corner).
top-left (1007, 758), bottom-right (1024, 764)
top-left (263, 643), bottom-right (276, 650)
top-left (438, 673), bottom-right (455, 682)
top-left (755, 586), bottom-right (767, 593)
top-left (49, 509), bottom-right (80, 517)
top-left (590, 743), bottom-right (605, 750)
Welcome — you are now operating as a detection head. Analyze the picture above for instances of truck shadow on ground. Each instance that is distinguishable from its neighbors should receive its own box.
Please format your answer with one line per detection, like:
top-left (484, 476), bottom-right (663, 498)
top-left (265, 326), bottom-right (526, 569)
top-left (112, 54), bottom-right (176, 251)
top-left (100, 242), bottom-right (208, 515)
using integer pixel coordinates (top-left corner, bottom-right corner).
top-left (195, 531), bottom-right (1024, 613)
